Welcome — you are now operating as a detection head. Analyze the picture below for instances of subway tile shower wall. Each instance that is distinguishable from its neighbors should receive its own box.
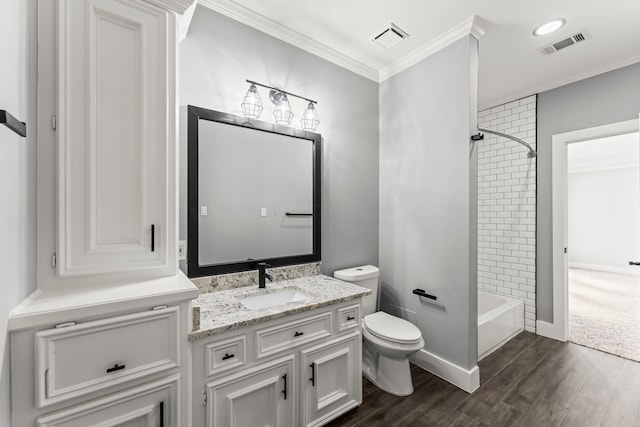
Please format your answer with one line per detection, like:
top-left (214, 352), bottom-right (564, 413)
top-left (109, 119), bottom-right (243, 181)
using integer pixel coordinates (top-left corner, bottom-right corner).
top-left (477, 95), bottom-right (537, 332)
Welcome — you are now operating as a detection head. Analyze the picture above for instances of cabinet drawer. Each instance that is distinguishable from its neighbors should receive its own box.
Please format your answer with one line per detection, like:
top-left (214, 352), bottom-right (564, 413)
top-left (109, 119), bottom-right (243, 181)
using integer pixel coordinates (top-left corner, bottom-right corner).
top-left (337, 304), bottom-right (361, 332)
top-left (35, 306), bottom-right (180, 408)
top-left (36, 374), bottom-right (178, 427)
top-left (255, 311), bottom-right (332, 359)
top-left (205, 335), bottom-right (246, 377)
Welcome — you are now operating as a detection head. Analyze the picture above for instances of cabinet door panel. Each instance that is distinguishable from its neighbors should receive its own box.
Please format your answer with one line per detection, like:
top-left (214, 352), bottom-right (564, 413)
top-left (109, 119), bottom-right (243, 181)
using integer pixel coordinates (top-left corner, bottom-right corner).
top-left (207, 356), bottom-right (294, 427)
top-left (301, 333), bottom-right (361, 427)
top-left (36, 375), bottom-right (177, 427)
top-left (57, 0), bottom-right (175, 278)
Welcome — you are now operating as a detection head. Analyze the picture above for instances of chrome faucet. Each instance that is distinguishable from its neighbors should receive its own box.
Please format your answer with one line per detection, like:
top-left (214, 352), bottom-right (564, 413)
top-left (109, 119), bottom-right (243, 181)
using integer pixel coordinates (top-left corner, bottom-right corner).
top-left (258, 262), bottom-right (273, 288)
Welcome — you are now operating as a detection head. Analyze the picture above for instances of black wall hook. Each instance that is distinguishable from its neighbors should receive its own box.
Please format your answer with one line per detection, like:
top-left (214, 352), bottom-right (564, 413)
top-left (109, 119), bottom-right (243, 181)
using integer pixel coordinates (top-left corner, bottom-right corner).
top-left (0, 110), bottom-right (27, 137)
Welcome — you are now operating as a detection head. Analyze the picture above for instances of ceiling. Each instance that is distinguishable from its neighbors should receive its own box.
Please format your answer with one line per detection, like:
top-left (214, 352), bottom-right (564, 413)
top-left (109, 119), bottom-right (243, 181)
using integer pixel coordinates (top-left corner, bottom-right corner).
top-left (198, 0), bottom-right (640, 109)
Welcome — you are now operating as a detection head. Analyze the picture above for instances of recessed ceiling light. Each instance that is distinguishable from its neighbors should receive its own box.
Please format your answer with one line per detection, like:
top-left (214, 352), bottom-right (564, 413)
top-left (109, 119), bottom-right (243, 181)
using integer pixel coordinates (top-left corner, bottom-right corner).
top-left (533, 18), bottom-right (566, 37)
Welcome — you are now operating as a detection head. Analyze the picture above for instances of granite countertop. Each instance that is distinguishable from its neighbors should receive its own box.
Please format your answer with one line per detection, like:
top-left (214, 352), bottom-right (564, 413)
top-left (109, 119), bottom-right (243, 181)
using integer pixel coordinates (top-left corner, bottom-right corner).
top-left (189, 275), bottom-right (370, 341)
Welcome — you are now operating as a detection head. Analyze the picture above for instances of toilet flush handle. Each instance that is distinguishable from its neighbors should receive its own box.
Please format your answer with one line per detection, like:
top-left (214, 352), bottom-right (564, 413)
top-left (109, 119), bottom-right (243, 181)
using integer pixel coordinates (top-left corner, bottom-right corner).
top-left (413, 289), bottom-right (437, 300)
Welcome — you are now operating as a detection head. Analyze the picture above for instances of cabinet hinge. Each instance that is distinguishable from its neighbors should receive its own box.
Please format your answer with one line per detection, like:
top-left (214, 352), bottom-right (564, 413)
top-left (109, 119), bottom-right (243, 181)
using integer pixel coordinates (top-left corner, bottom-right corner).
top-left (44, 369), bottom-right (49, 398)
top-left (51, 253), bottom-right (56, 268)
top-left (51, 115), bottom-right (56, 130)
top-left (55, 321), bottom-right (76, 328)
top-left (202, 391), bottom-right (207, 406)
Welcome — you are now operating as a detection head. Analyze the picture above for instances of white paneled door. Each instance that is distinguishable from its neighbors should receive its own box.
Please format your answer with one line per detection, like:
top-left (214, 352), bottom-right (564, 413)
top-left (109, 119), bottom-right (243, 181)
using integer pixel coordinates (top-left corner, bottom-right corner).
top-left (55, 0), bottom-right (176, 281)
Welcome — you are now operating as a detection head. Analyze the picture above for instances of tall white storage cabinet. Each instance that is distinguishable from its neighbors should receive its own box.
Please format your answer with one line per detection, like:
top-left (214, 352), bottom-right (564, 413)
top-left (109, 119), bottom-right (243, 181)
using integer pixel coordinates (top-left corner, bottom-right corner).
top-left (10, 0), bottom-right (199, 425)
top-left (39, 0), bottom-right (180, 289)
top-left (56, 0), bottom-right (175, 280)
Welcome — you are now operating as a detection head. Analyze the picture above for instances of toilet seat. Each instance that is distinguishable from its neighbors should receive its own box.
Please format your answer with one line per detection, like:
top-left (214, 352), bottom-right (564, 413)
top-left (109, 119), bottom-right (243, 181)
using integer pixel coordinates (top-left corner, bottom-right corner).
top-left (363, 311), bottom-right (422, 344)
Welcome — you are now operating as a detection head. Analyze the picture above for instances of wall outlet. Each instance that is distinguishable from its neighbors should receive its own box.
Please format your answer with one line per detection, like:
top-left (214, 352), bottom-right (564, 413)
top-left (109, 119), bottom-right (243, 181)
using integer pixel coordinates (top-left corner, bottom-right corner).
top-left (178, 240), bottom-right (187, 260)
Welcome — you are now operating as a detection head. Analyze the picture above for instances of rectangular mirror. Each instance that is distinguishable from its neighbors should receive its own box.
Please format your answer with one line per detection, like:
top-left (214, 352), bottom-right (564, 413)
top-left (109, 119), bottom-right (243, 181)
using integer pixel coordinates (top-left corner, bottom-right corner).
top-left (187, 105), bottom-right (321, 277)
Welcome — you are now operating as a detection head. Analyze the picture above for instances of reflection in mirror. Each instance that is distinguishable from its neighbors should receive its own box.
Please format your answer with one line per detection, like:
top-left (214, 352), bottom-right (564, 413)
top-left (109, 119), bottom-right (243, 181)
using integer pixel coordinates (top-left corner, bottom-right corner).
top-left (198, 120), bottom-right (313, 264)
top-left (187, 106), bottom-right (321, 277)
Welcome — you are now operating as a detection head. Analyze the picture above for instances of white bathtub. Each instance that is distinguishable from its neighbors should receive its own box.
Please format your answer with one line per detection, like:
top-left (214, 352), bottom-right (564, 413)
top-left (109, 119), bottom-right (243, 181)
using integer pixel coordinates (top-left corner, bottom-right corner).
top-left (478, 291), bottom-right (524, 361)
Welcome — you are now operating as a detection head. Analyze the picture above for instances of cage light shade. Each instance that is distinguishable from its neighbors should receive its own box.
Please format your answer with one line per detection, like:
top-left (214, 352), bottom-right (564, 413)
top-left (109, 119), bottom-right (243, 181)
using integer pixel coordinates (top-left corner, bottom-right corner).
top-left (241, 84), bottom-right (263, 118)
top-left (300, 102), bottom-right (319, 131)
top-left (273, 94), bottom-right (293, 125)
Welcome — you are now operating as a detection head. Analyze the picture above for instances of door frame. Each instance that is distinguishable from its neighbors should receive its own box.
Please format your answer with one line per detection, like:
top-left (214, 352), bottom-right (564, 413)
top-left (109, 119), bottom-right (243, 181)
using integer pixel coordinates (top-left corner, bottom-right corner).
top-left (545, 116), bottom-right (639, 342)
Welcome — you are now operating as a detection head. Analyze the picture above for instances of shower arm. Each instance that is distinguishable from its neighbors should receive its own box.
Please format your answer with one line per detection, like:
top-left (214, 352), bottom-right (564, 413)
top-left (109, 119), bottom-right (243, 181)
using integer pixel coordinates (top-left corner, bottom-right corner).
top-left (471, 128), bottom-right (537, 158)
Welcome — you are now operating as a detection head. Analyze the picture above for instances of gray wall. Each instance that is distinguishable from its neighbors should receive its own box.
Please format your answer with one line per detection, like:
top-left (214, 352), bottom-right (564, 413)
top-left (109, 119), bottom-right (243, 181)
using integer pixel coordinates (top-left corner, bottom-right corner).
top-left (0, 0), bottom-right (38, 423)
top-left (179, 6), bottom-right (379, 275)
top-left (379, 36), bottom-right (478, 370)
top-left (537, 62), bottom-right (640, 321)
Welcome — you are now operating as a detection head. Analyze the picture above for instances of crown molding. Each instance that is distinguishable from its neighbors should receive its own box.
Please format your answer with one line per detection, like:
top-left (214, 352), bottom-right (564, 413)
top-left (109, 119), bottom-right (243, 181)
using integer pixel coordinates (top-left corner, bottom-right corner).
top-left (196, 2), bottom-right (484, 84)
top-left (143, 0), bottom-right (196, 14)
top-left (379, 15), bottom-right (485, 82)
top-left (198, 0), bottom-right (379, 81)
top-left (479, 54), bottom-right (640, 111)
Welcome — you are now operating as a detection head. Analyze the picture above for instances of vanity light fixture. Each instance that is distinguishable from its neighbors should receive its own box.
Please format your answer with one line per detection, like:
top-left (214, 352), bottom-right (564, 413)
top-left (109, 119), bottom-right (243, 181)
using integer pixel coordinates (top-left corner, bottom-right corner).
top-left (242, 80), bottom-right (319, 131)
top-left (533, 18), bottom-right (566, 37)
top-left (271, 92), bottom-right (294, 125)
top-left (240, 83), bottom-right (263, 118)
top-left (300, 102), bottom-right (319, 131)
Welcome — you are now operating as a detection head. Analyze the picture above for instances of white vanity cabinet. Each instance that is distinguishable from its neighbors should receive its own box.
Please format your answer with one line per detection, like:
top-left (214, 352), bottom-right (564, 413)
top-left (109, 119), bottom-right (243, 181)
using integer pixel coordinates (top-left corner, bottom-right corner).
top-left (192, 300), bottom-right (363, 427)
top-left (10, 292), bottom-right (196, 427)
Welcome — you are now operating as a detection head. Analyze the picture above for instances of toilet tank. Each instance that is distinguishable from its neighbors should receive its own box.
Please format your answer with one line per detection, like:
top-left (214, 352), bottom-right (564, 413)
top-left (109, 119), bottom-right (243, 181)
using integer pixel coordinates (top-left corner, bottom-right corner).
top-left (334, 265), bottom-right (380, 316)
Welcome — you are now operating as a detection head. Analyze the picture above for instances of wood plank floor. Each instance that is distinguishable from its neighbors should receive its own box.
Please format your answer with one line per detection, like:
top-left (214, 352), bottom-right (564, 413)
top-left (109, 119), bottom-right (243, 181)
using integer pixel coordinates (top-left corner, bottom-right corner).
top-left (326, 332), bottom-right (640, 427)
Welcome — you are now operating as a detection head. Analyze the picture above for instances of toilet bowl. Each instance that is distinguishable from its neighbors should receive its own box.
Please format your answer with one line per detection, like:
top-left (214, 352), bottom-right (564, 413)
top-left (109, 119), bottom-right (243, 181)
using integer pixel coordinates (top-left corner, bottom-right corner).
top-left (334, 265), bottom-right (425, 396)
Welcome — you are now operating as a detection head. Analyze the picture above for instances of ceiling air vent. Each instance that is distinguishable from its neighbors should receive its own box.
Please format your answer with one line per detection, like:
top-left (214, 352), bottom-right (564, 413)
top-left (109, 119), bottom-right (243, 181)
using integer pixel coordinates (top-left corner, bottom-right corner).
top-left (539, 29), bottom-right (591, 56)
top-left (372, 23), bottom-right (409, 49)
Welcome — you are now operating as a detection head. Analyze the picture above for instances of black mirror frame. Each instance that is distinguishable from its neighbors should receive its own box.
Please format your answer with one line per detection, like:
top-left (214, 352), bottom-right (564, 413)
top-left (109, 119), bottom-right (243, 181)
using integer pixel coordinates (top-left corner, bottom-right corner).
top-left (187, 105), bottom-right (321, 277)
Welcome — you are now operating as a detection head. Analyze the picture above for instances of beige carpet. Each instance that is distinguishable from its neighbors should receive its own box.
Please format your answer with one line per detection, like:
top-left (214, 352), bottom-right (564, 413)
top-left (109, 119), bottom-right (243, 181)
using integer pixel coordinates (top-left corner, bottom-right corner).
top-left (569, 268), bottom-right (640, 362)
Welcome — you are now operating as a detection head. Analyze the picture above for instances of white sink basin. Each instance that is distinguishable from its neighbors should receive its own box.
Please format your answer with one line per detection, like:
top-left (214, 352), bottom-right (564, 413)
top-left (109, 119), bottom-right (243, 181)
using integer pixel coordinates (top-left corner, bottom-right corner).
top-left (239, 287), bottom-right (313, 310)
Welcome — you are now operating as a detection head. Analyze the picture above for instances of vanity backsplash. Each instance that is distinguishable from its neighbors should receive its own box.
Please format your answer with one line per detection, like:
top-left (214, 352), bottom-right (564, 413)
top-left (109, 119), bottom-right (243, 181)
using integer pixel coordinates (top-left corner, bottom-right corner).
top-left (190, 262), bottom-right (322, 294)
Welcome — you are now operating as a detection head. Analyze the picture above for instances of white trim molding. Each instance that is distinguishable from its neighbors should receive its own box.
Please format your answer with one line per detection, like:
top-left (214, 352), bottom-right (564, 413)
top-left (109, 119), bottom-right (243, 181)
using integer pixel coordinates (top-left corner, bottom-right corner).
top-left (196, 0), bottom-right (484, 83)
top-left (548, 117), bottom-right (639, 343)
top-left (197, 0), bottom-right (379, 81)
top-left (379, 16), bottom-right (485, 82)
top-left (410, 349), bottom-right (480, 393)
top-left (479, 55), bottom-right (640, 112)
top-left (143, 0), bottom-right (197, 14)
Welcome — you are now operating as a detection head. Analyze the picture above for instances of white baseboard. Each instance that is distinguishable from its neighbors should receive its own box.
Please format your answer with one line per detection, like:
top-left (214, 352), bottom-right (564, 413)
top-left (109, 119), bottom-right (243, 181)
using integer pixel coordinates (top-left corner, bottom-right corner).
top-left (569, 262), bottom-right (640, 276)
top-left (410, 349), bottom-right (479, 393)
top-left (536, 320), bottom-right (567, 342)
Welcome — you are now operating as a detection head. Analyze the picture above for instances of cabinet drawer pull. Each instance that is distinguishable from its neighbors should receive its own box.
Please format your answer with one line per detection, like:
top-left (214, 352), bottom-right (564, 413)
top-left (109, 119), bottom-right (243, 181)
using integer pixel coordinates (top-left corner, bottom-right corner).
top-left (160, 401), bottom-right (165, 427)
top-left (106, 363), bottom-right (125, 374)
top-left (221, 353), bottom-right (234, 361)
top-left (309, 362), bottom-right (316, 386)
top-left (282, 374), bottom-right (287, 400)
top-left (294, 331), bottom-right (304, 337)
top-left (151, 224), bottom-right (155, 252)
top-left (347, 316), bottom-right (355, 321)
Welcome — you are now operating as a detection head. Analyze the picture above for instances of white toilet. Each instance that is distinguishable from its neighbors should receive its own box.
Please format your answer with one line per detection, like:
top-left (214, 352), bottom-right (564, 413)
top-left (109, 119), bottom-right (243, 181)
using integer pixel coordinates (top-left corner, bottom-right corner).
top-left (334, 265), bottom-right (424, 396)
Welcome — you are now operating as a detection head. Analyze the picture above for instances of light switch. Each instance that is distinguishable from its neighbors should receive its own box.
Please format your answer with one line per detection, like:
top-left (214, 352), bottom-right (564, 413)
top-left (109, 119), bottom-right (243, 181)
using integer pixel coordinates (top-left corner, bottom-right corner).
top-left (201, 206), bottom-right (208, 216)
top-left (260, 208), bottom-right (267, 217)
